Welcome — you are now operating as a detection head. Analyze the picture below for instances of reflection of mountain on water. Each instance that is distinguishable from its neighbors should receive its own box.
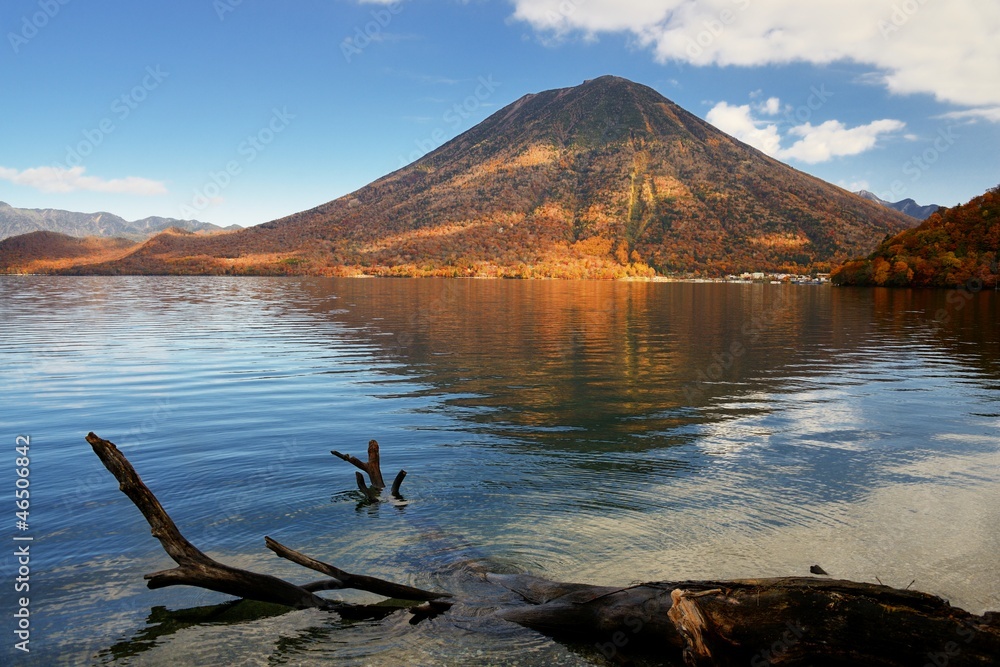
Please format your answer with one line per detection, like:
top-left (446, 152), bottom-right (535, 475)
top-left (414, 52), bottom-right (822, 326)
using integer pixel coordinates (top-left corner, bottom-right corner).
top-left (9, 276), bottom-right (998, 665)
top-left (275, 281), bottom-right (1000, 610)
top-left (294, 279), bottom-right (998, 449)
top-left (285, 279), bottom-right (1000, 528)
top-left (295, 280), bottom-right (781, 446)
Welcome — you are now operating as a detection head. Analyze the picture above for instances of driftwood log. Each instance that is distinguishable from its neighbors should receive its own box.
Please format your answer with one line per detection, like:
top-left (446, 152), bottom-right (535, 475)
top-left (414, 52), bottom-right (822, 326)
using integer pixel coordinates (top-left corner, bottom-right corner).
top-left (490, 574), bottom-right (1000, 665)
top-left (86, 433), bottom-right (449, 612)
top-left (87, 432), bottom-right (1000, 665)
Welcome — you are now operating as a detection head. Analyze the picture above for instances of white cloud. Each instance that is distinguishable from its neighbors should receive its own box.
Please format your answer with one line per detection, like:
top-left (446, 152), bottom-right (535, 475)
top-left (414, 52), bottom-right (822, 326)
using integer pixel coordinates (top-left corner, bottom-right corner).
top-left (706, 102), bottom-right (782, 155)
top-left (0, 166), bottom-right (167, 195)
top-left (760, 97), bottom-right (781, 115)
top-left (936, 107), bottom-right (1000, 124)
top-left (781, 118), bottom-right (906, 163)
top-left (706, 101), bottom-right (904, 164)
top-left (510, 0), bottom-right (1000, 118)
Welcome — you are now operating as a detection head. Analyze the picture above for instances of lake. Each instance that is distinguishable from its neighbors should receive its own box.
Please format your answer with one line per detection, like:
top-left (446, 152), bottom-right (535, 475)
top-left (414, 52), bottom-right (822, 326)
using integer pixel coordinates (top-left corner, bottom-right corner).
top-left (1, 276), bottom-right (998, 666)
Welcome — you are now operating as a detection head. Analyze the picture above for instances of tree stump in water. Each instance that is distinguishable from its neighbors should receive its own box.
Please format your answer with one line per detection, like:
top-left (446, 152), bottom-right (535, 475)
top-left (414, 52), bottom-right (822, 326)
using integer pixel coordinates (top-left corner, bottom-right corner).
top-left (332, 439), bottom-right (406, 500)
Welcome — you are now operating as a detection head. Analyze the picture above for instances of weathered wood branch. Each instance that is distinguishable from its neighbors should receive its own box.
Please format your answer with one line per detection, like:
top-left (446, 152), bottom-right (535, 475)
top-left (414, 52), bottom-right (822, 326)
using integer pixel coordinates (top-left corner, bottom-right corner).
top-left (264, 536), bottom-right (450, 603)
top-left (490, 573), bottom-right (1000, 666)
top-left (91, 431), bottom-right (1000, 664)
top-left (87, 432), bottom-right (330, 609)
top-left (390, 469), bottom-right (407, 498)
top-left (332, 439), bottom-right (386, 488)
top-left (354, 471), bottom-right (380, 503)
top-left (87, 432), bottom-right (446, 610)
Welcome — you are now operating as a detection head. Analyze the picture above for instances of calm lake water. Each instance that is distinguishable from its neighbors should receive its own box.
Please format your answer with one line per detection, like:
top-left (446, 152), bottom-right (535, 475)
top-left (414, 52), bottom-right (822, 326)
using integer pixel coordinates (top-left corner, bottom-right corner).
top-left (1, 276), bottom-right (998, 666)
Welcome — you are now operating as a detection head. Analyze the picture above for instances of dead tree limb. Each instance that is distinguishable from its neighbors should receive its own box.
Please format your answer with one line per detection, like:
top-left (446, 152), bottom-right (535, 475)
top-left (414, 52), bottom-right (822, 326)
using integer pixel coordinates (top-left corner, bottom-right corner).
top-left (87, 432), bottom-right (446, 610)
top-left (87, 432), bottom-right (330, 609)
top-left (332, 439), bottom-right (386, 488)
top-left (354, 471), bottom-right (380, 503)
top-left (390, 469), bottom-right (407, 498)
top-left (91, 431), bottom-right (1000, 664)
top-left (265, 536), bottom-right (450, 603)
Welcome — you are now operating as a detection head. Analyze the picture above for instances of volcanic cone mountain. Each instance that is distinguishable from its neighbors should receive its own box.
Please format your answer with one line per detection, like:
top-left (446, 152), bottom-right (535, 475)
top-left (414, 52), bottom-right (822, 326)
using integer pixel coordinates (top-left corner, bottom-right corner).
top-left (3, 76), bottom-right (915, 277)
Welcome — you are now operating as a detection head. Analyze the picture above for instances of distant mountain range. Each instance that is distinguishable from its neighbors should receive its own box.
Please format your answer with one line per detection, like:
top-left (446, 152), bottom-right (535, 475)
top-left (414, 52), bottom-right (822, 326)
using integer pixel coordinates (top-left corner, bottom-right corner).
top-left (0, 201), bottom-right (236, 241)
top-left (834, 185), bottom-right (999, 288)
top-left (855, 190), bottom-right (940, 220)
top-left (1, 76), bottom-right (915, 277)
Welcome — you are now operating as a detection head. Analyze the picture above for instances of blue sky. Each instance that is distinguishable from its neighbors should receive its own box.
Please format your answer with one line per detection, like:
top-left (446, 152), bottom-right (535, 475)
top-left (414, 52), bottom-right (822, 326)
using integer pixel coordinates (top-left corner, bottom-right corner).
top-left (1, 0), bottom-right (998, 228)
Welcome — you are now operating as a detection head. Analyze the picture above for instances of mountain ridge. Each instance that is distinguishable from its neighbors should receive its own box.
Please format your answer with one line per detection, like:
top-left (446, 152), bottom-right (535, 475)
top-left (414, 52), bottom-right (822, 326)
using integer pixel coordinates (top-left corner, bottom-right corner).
top-left (855, 190), bottom-right (940, 220)
top-left (0, 201), bottom-right (235, 241)
top-left (1, 76), bottom-right (916, 277)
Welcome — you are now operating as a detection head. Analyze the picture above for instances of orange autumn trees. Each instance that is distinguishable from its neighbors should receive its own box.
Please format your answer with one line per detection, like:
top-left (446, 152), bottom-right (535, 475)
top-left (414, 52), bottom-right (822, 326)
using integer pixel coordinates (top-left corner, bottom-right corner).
top-left (833, 185), bottom-right (1000, 288)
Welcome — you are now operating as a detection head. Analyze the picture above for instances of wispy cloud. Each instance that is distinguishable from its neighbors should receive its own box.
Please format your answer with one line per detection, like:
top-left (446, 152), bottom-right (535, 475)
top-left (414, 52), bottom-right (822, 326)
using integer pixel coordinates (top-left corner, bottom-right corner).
top-left (706, 100), bottom-right (904, 164)
top-left (511, 0), bottom-right (1000, 121)
top-left (936, 107), bottom-right (1000, 124)
top-left (705, 101), bottom-right (782, 155)
top-left (0, 165), bottom-right (167, 195)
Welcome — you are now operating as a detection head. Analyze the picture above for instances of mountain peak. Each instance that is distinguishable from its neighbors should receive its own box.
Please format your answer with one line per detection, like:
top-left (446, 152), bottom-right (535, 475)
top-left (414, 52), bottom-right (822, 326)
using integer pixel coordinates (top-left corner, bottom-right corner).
top-left (855, 190), bottom-right (939, 220)
top-left (3, 77), bottom-right (916, 277)
top-left (580, 74), bottom-right (644, 89)
top-left (411, 75), bottom-right (699, 170)
top-left (856, 190), bottom-right (886, 204)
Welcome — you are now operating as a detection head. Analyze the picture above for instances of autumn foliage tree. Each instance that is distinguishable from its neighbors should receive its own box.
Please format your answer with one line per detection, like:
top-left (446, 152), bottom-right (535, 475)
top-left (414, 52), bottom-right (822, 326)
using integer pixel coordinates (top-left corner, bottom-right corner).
top-left (833, 185), bottom-right (999, 288)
